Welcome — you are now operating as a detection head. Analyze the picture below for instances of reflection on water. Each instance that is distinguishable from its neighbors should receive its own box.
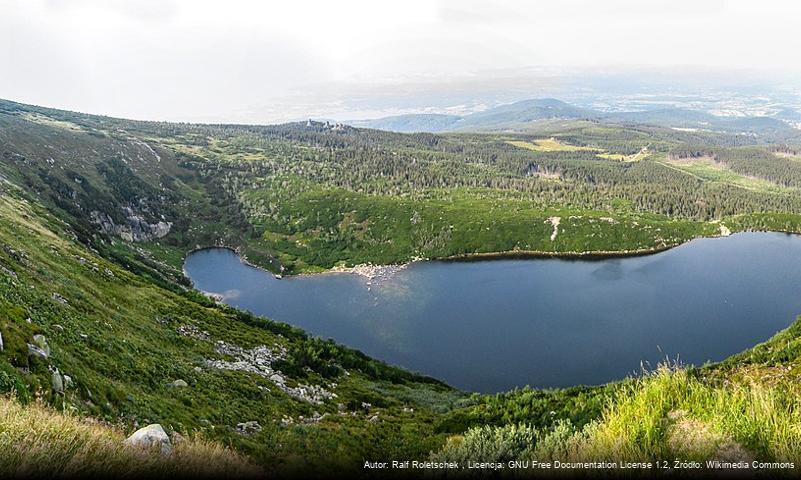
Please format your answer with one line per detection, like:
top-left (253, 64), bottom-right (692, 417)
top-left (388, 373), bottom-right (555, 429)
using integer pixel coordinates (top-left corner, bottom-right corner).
top-left (184, 233), bottom-right (801, 392)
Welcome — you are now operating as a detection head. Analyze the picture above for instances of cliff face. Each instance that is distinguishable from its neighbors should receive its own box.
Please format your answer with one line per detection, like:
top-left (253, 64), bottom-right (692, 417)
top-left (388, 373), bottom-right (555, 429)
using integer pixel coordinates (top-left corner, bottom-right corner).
top-left (91, 208), bottom-right (172, 242)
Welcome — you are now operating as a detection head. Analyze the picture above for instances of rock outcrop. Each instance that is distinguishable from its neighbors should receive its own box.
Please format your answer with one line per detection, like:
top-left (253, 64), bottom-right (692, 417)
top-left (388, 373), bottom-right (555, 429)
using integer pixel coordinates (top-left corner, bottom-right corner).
top-left (236, 421), bottom-right (262, 435)
top-left (205, 341), bottom-right (335, 404)
top-left (91, 208), bottom-right (172, 242)
top-left (33, 334), bottom-right (50, 354)
top-left (28, 334), bottom-right (50, 359)
top-left (51, 293), bottom-right (68, 305)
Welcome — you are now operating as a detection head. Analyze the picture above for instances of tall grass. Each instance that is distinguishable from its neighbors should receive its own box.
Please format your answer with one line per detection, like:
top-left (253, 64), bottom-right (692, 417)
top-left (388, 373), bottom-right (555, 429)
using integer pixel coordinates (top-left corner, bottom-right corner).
top-left (0, 396), bottom-right (261, 478)
top-left (584, 365), bottom-right (801, 462)
top-left (435, 365), bottom-right (801, 464)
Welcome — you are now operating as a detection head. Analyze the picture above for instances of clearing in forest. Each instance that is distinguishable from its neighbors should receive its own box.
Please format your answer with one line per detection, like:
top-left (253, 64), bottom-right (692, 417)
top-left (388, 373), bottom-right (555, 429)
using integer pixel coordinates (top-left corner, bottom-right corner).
top-left (661, 156), bottom-right (795, 194)
top-left (508, 138), bottom-right (598, 152)
top-left (509, 138), bottom-right (649, 162)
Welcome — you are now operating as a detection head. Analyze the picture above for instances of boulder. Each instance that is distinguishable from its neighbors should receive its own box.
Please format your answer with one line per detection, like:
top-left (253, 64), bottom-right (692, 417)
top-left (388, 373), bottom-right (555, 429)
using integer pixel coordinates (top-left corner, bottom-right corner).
top-left (123, 424), bottom-right (173, 456)
top-left (51, 369), bottom-right (64, 394)
top-left (32, 334), bottom-right (50, 356)
top-left (51, 293), bottom-right (68, 305)
top-left (169, 379), bottom-right (188, 388)
top-left (236, 421), bottom-right (262, 435)
top-left (27, 343), bottom-right (48, 359)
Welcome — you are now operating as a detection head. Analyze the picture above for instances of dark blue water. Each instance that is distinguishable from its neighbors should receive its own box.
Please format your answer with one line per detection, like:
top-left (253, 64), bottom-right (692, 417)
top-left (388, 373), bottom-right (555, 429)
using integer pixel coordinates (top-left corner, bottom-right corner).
top-left (183, 232), bottom-right (801, 392)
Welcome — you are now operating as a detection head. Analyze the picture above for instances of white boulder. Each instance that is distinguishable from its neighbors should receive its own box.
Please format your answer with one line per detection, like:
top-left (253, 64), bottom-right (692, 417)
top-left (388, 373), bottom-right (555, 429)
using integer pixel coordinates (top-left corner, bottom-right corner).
top-left (123, 424), bottom-right (173, 456)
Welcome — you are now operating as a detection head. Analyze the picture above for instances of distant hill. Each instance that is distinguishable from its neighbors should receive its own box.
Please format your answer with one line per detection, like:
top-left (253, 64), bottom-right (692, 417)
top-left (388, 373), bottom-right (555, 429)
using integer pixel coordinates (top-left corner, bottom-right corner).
top-left (351, 99), bottom-right (797, 135)
top-left (352, 98), bottom-right (597, 133)
top-left (774, 108), bottom-right (801, 125)
top-left (451, 98), bottom-right (598, 131)
top-left (349, 113), bottom-right (460, 133)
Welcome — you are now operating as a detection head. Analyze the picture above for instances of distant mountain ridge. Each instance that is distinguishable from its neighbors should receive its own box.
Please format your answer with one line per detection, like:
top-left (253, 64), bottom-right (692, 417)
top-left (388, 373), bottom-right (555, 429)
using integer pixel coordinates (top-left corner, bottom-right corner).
top-left (349, 113), bottom-right (461, 132)
top-left (350, 98), bottom-right (798, 135)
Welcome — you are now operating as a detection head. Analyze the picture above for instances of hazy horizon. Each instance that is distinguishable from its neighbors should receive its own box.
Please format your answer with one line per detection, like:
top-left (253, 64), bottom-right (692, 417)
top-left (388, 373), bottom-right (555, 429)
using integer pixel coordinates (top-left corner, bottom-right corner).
top-left (3, 0), bottom-right (801, 123)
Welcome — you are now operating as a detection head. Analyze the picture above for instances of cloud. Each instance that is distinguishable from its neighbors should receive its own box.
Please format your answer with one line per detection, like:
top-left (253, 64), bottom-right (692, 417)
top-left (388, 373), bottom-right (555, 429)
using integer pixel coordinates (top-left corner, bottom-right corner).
top-left (43, 0), bottom-right (179, 22)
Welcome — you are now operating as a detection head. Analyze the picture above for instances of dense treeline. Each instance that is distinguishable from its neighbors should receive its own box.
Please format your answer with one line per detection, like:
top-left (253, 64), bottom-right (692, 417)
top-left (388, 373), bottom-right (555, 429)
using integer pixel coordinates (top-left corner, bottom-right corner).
top-left (178, 123), bottom-right (801, 222)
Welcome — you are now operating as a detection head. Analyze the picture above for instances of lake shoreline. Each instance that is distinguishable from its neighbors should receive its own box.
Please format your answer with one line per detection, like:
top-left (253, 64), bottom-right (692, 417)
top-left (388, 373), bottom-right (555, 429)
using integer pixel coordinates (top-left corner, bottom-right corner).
top-left (183, 242), bottom-right (682, 282)
top-left (183, 227), bottom-right (801, 280)
top-left (182, 237), bottom-right (705, 281)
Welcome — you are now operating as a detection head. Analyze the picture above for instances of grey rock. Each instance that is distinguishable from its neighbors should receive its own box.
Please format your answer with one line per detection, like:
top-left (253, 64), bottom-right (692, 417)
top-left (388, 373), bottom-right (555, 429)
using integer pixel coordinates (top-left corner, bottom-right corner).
top-left (236, 421), bottom-right (262, 435)
top-left (27, 343), bottom-right (48, 359)
top-left (123, 424), bottom-right (172, 456)
top-left (63, 375), bottom-right (73, 388)
top-left (205, 341), bottom-right (334, 404)
top-left (51, 293), bottom-right (68, 305)
top-left (32, 334), bottom-right (50, 356)
top-left (51, 369), bottom-right (64, 394)
top-left (169, 379), bottom-right (188, 388)
top-left (0, 331), bottom-right (3, 352)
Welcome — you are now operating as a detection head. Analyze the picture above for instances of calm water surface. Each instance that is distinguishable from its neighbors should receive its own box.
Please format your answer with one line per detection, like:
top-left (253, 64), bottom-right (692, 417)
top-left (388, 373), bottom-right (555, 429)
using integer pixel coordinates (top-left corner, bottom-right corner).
top-left (184, 233), bottom-right (801, 392)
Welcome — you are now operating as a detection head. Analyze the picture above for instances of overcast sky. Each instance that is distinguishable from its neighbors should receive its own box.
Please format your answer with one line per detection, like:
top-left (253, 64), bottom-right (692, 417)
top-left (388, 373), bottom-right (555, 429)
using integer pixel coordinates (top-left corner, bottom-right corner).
top-left (2, 0), bottom-right (800, 123)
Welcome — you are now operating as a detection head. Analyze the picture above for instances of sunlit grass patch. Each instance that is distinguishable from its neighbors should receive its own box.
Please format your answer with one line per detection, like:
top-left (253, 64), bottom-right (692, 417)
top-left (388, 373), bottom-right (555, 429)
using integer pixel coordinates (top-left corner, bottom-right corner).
top-left (508, 138), bottom-right (599, 152)
top-left (18, 112), bottom-right (84, 133)
top-left (598, 146), bottom-right (650, 162)
top-left (0, 396), bottom-right (260, 478)
top-left (582, 365), bottom-right (801, 462)
top-left (434, 364), bottom-right (801, 465)
top-left (509, 138), bottom-right (649, 163)
top-left (662, 156), bottom-right (796, 194)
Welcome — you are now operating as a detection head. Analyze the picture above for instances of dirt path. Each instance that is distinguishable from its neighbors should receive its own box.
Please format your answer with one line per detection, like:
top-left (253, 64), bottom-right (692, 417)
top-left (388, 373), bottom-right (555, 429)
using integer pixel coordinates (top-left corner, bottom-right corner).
top-left (546, 216), bottom-right (561, 241)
